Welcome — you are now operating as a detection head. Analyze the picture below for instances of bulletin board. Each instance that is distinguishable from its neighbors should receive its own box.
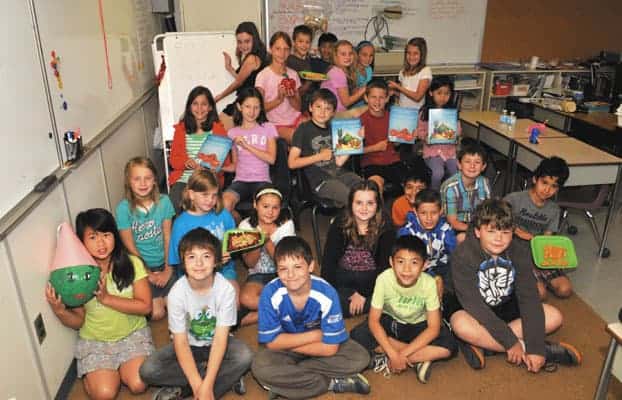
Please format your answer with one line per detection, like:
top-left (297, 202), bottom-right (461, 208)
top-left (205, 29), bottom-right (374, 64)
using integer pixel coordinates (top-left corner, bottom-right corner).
top-left (265, 0), bottom-right (488, 64)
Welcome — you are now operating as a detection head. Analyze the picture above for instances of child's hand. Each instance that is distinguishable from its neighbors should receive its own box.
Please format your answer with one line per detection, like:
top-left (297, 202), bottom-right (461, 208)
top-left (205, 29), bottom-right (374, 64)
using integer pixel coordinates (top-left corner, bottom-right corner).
top-left (234, 136), bottom-right (249, 149)
top-left (185, 158), bottom-right (199, 170)
top-left (222, 251), bottom-right (232, 265)
top-left (319, 147), bottom-right (332, 161)
top-left (45, 283), bottom-right (66, 314)
top-left (348, 292), bottom-right (366, 316)
top-left (222, 51), bottom-right (232, 71)
top-left (388, 80), bottom-right (401, 90)
top-left (506, 342), bottom-right (525, 365)
top-left (376, 140), bottom-right (388, 151)
top-left (358, 126), bottom-right (366, 139)
top-left (196, 382), bottom-right (215, 400)
top-left (523, 353), bottom-right (545, 373)
top-left (94, 275), bottom-right (110, 306)
top-left (387, 350), bottom-right (409, 373)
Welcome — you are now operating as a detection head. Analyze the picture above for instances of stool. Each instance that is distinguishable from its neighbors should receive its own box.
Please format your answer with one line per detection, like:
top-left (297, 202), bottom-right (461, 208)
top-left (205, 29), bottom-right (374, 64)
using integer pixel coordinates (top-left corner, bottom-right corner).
top-left (594, 322), bottom-right (622, 399)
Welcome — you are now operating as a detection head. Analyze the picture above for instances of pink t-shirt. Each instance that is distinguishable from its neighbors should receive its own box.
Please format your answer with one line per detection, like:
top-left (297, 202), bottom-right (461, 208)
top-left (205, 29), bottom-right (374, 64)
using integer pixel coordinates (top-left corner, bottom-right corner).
top-left (228, 122), bottom-right (278, 182)
top-left (255, 66), bottom-right (301, 125)
top-left (321, 67), bottom-right (348, 112)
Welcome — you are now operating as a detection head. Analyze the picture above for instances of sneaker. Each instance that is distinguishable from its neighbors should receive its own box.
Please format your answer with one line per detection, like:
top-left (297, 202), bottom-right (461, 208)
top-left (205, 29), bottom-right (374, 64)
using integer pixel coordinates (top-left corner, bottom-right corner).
top-left (152, 387), bottom-right (183, 400)
top-left (232, 377), bottom-right (246, 395)
top-left (330, 373), bottom-right (371, 394)
top-left (458, 340), bottom-right (485, 370)
top-left (415, 361), bottom-right (432, 383)
top-left (371, 354), bottom-right (390, 377)
top-left (544, 341), bottom-right (582, 366)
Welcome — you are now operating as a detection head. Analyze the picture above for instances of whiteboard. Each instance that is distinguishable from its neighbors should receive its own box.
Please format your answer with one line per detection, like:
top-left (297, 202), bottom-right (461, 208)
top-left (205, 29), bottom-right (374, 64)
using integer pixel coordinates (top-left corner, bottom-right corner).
top-left (266, 0), bottom-right (488, 64)
top-left (0, 0), bottom-right (59, 218)
top-left (34, 0), bottom-right (158, 152)
top-left (152, 32), bottom-right (237, 141)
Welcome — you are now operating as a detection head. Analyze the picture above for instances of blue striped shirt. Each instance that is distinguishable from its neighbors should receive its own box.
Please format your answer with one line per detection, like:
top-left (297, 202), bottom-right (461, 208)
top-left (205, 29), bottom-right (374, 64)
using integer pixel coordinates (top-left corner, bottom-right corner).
top-left (441, 172), bottom-right (491, 223)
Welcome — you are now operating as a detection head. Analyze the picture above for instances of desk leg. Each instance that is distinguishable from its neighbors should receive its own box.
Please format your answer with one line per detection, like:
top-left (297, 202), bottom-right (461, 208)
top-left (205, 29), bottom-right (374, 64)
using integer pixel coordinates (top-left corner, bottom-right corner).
top-left (599, 165), bottom-right (622, 257)
top-left (505, 141), bottom-right (518, 195)
top-left (594, 337), bottom-right (618, 400)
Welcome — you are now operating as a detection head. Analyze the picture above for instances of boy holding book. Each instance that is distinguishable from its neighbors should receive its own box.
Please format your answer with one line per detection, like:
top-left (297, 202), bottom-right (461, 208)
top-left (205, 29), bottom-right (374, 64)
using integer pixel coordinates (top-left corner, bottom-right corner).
top-left (350, 235), bottom-right (457, 383)
top-left (504, 156), bottom-right (573, 299)
top-left (140, 228), bottom-right (252, 399)
top-left (288, 88), bottom-right (362, 207)
top-left (252, 236), bottom-right (371, 399)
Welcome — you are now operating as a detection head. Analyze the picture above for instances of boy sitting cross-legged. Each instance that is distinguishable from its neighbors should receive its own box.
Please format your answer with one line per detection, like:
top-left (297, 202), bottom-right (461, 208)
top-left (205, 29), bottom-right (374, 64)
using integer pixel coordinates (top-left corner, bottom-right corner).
top-left (444, 199), bottom-right (582, 372)
top-left (252, 236), bottom-right (371, 399)
top-left (140, 228), bottom-right (253, 400)
top-left (391, 169), bottom-right (431, 228)
top-left (504, 156), bottom-right (573, 300)
top-left (350, 235), bottom-right (457, 384)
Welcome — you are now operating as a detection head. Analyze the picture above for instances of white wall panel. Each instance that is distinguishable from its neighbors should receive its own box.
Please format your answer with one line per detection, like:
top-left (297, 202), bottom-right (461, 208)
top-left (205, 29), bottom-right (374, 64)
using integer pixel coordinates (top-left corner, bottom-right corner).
top-left (63, 149), bottom-right (110, 220)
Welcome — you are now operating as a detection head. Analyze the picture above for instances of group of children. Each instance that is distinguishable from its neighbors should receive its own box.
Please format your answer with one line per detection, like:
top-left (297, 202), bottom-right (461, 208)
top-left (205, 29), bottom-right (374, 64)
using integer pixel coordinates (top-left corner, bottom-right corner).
top-left (43, 20), bottom-right (582, 400)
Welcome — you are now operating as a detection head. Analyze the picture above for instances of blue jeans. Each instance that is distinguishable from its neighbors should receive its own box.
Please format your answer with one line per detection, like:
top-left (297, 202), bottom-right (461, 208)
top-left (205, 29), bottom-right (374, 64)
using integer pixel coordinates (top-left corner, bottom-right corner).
top-left (139, 336), bottom-right (253, 398)
top-left (425, 156), bottom-right (458, 190)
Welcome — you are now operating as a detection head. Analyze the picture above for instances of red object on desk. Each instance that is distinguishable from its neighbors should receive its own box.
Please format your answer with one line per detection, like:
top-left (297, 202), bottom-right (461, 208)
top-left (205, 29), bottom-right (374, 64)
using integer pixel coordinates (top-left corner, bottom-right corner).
top-left (494, 81), bottom-right (512, 96)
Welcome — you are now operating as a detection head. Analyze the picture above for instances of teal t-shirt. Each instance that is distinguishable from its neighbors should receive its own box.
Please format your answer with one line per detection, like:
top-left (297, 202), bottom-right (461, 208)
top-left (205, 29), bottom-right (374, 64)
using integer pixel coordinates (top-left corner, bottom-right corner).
top-left (115, 194), bottom-right (175, 268)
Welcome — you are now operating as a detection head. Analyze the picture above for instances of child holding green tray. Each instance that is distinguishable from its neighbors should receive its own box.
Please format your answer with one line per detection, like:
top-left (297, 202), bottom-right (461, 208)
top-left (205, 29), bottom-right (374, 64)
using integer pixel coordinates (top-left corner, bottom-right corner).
top-left (504, 157), bottom-right (573, 300)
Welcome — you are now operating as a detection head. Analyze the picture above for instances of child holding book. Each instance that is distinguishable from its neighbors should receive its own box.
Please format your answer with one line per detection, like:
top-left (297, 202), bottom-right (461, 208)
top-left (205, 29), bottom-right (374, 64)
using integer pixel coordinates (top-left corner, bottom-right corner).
top-left (350, 235), bottom-right (457, 383)
top-left (504, 156), bottom-right (573, 300)
top-left (444, 199), bottom-right (581, 372)
top-left (252, 236), bottom-right (371, 399)
top-left (360, 79), bottom-right (403, 194)
top-left (140, 228), bottom-right (253, 399)
top-left (322, 180), bottom-right (395, 318)
top-left (388, 37), bottom-right (431, 109)
top-left (255, 31), bottom-right (302, 143)
top-left (223, 87), bottom-right (278, 213)
top-left (169, 86), bottom-right (233, 213)
top-left (392, 169), bottom-right (431, 227)
top-left (416, 76), bottom-right (461, 190)
top-left (440, 141), bottom-right (491, 242)
top-left (288, 88), bottom-right (363, 208)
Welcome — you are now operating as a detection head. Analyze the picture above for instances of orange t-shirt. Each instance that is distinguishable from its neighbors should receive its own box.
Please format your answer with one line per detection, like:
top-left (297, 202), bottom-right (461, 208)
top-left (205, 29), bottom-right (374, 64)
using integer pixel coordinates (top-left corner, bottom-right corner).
top-left (392, 195), bottom-right (415, 227)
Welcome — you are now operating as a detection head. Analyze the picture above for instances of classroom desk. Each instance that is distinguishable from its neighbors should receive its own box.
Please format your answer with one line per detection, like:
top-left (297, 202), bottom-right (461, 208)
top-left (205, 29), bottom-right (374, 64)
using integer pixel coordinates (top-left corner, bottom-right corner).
top-left (459, 111), bottom-right (505, 139)
top-left (594, 322), bottom-right (622, 400)
top-left (512, 136), bottom-right (622, 256)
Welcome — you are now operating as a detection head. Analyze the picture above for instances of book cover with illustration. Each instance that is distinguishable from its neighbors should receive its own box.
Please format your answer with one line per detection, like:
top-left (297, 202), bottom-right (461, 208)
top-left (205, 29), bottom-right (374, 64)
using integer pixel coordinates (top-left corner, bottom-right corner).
top-left (331, 118), bottom-right (363, 155)
top-left (388, 106), bottom-right (418, 144)
top-left (197, 134), bottom-right (232, 172)
top-left (428, 109), bottom-right (458, 145)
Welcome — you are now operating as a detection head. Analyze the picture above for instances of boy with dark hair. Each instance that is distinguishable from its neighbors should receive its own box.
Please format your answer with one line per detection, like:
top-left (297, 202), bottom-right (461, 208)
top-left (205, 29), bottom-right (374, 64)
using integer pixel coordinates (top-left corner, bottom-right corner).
top-left (140, 228), bottom-right (253, 399)
top-left (350, 235), bottom-right (457, 383)
top-left (440, 141), bottom-right (491, 242)
top-left (288, 88), bottom-right (363, 207)
top-left (360, 79), bottom-right (404, 194)
top-left (398, 189), bottom-right (457, 297)
top-left (504, 156), bottom-right (572, 299)
top-left (252, 236), bottom-right (371, 399)
top-left (316, 32), bottom-right (338, 65)
top-left (287, 25), bottom-right (314, 109)
top-left (391, 169), bottom-right (431, 227)
top-left (444, 199), bottom-right (581, 372)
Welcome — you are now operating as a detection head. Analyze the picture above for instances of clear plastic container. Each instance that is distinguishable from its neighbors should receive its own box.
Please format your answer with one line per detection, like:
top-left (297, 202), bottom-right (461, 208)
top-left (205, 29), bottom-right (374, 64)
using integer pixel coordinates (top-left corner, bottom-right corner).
top-left (500, 109), bottom-right (508, 125)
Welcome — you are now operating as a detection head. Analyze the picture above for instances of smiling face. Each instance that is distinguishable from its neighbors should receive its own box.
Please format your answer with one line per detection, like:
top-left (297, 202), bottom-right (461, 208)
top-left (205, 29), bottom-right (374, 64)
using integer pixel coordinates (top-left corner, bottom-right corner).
top-left (270, 37), bottom-right (291, 65)
top-left (390, 249), bottom-right (425, 288)
top-left (531, 175), bottom-right (560, 204)
top-left (352, 189), bottom-right (378, 226)
top-left (458, 153), bottom-right (486, 180)
top-left (183, 245), bottom-right (217, 282)
top-left (237, 96), bottom-right (261, 125)
top-left (404, 179), bottom-right (427, 206)
top-left (474, 223), bottom-right (513, 257)
top-left (406, 44), bottom-right (422, 68)
top-left (276, 255), bottom-right (314, 294)
top-left (236, 32), bottom-right (254, 58)
top-left (189, 188), bottom-right (218, 214)
top-left (128, 165), bottom-right (155, 200)
top-left (357, 45), bottom-right (374, 67)
top-left (416, 202), bottom-right (442, 231)
top-left (365, 87), bottom-right (388, 116)
top-left (293, 33), bottom-right (311, 58)
top-left (82, 227), bottom-right (115, 264)
top-left (255, 193), bottom-right (282, 225)
top-left (309, 98), bottom-right (335, 127)
top-left (319, 42), bottom-right (333, 62)
top-left (191, 94), bottom-right (211, 126)
top-left (334, 43), bottom-right (354, 68)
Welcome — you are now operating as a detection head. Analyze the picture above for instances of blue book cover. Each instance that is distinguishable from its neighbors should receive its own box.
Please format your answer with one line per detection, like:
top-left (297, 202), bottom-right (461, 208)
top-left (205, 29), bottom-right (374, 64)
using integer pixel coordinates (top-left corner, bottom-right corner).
top-left (197, 134), bottom-right (232, 172)
top-left (388, 106), bottom-right (418, 144)
top-left (428, 109), bottom-right (458, 145)
top-left (331, 118), bottom-right (363, 156)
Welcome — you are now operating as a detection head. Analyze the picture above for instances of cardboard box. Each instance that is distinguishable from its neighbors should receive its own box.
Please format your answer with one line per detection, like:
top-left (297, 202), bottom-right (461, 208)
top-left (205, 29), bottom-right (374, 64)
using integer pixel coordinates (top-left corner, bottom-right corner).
top-left (511, 84), bottom-right (530, 96)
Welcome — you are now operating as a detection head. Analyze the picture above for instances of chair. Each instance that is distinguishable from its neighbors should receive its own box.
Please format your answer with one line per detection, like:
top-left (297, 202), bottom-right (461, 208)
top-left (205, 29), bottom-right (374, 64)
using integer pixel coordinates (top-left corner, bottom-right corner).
top-left (557, 184), bottom-right (611, 257)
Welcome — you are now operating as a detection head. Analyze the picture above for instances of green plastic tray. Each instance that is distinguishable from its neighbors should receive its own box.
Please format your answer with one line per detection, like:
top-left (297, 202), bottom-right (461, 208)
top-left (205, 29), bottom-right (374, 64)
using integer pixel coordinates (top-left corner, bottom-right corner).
top-left (530, 235), bottom-right (578, 269)
top-left (222, 229), bottom-right (265, 254)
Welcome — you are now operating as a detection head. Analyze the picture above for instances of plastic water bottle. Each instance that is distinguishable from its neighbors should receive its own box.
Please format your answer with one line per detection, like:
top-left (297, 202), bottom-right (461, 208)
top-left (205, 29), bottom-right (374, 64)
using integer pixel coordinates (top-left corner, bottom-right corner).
top-left (500, 109), bottom-right (508, 125)
top-left (509, 111), bottom-right (517, 130)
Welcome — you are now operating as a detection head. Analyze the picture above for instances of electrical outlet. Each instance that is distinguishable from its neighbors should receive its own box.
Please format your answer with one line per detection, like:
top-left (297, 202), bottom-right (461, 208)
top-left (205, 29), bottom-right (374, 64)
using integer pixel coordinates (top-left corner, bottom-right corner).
top-left (34, 313), bottom-right (46, 344)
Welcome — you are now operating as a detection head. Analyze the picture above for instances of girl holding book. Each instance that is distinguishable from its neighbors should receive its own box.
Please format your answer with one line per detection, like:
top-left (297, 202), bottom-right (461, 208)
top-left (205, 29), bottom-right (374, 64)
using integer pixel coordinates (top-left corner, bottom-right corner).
top-left (169, 86), bottom-right (234, 213)
top-left (388, 37), bottom-right (432, 109)
top-left (416, 75), bottom-right (461, 190)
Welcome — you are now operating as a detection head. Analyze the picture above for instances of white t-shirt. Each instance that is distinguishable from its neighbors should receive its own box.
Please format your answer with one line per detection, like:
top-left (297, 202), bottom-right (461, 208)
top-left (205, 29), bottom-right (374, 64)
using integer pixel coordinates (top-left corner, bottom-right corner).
top-left (398, 66), bottom-right (432, 109)
top-left (238, 218), bottom-right (296, 275)
top-left (167, 273), bottom-right (236, 347)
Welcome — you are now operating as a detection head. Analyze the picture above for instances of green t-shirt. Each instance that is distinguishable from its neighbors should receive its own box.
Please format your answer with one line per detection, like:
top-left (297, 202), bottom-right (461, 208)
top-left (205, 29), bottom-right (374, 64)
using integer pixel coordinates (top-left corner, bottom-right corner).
top-left (370, 268), bottom-right (439, 325)
top-left (79, 255), bottom-right (148, 341)
top-left (180, 131), bottom-right (210, 183)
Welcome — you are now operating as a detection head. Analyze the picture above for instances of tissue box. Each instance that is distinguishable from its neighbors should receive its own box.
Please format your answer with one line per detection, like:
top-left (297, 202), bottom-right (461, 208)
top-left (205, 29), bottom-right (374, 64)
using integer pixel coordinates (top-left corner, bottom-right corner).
top-left (511, 84), bottom-right (530, 96)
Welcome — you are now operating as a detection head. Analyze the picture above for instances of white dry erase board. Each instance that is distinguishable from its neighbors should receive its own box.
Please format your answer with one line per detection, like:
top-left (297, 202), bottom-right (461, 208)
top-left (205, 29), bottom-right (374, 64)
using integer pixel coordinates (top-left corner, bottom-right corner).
top-left (152, 32), bottom-right (237, 142)
top-left (265, 0), bottom-right (488, 64)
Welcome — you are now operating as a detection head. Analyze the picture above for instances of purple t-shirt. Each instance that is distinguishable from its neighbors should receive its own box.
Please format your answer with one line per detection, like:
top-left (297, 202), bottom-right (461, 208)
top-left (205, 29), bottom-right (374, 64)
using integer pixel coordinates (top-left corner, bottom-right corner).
top-left (228, 122), bottom-right (278, 182)
top-left (320, 67), bottom-right (348, 112)
top-left (255, 66), bottom-right (301, 125)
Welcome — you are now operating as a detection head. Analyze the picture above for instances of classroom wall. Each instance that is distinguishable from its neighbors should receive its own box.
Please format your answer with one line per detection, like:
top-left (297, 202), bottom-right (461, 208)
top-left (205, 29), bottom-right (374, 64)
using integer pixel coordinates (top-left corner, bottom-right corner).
top-left (481, 0), bottom-right (622, 62)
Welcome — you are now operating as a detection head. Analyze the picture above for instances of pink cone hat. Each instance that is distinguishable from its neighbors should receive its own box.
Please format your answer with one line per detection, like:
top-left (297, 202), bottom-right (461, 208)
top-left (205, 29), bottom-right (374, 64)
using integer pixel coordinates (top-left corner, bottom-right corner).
top-left (49, 222), bottom-right (97, 270)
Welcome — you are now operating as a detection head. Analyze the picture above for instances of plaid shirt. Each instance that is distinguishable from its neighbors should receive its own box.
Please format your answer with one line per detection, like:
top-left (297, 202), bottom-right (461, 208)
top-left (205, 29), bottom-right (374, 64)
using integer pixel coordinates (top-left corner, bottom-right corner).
top-left (441, 172), bottom-right (491, 223)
